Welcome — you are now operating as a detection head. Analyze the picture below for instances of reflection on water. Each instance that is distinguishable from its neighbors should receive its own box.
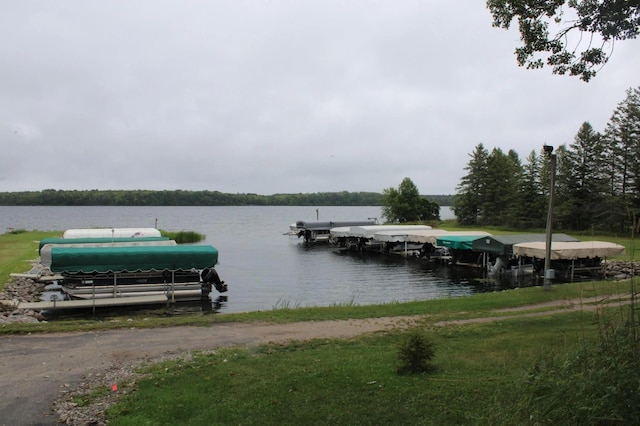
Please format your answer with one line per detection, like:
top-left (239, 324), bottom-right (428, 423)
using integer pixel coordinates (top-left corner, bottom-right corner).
top-left (172, 295), bottom-right (229, 314)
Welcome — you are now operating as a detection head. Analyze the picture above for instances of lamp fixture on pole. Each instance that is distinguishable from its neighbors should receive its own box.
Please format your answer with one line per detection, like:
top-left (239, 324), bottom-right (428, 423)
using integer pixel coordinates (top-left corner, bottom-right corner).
top-left (543, 145), bottom-right (556, 291)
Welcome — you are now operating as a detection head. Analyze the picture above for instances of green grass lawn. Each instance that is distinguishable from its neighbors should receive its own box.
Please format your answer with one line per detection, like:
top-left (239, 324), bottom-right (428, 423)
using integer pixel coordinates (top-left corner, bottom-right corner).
top-left (0, 230), bottom-right (59, 289)
top-left (105, 309), bottom-right (618, 425)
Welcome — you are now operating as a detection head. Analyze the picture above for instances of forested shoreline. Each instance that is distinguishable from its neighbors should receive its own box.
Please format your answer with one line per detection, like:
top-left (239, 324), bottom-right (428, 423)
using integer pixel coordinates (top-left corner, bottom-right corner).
top-left (0, 189), bottom-right (454, 208)
top-left (453, 87), bottom-right (640, 233)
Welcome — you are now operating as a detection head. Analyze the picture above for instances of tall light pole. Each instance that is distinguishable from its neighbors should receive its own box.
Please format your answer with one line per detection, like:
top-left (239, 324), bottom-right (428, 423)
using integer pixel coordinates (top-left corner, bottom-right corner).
top-left (543, 145), bottom-right (556, 291)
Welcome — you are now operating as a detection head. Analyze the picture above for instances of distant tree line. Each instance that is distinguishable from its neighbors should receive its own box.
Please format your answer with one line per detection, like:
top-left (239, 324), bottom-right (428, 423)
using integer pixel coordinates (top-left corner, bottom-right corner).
top-left (0, 190), bottom-right (382, 206)
top-left (423, 194), bottom-right (454, 207)
top-left (454, 86), bottom-right (640, 233)
top-left (0, 189), bottom-right (454, 207)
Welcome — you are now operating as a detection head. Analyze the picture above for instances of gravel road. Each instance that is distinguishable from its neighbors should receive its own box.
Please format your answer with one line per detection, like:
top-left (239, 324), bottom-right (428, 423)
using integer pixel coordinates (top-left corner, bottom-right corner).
top-left (0, 317), bottom-right (414, 425)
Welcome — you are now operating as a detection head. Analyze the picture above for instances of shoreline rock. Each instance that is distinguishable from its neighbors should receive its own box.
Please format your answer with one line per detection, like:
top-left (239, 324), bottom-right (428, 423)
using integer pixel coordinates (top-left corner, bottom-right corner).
top-left (603, 260), bottom-right (640, 280)
top-left (0, 263), bottom-right (52, 324)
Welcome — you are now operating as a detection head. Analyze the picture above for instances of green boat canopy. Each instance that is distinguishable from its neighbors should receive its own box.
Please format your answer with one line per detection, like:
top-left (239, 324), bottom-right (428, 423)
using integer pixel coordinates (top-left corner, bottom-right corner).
top-left (470, 233), bottom-right (579, 256)
top-left (435, 235), bottom-right (487, 250)
top-left (50, 245), bottom-right (219, 273)
top-left (39, 236), bottom-right (169, 254)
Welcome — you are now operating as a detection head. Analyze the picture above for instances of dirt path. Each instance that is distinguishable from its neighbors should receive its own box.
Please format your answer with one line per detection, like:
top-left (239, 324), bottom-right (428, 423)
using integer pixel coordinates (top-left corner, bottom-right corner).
top-left (0, 296), bottom-right (629, 426)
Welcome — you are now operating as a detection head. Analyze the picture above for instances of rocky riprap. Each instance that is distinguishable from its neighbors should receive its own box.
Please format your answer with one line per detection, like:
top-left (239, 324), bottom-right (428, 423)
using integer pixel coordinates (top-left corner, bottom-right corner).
top-left (0, 263), bottom-right (51, 324)
top-left (603, 260), bottom-right (640, 280)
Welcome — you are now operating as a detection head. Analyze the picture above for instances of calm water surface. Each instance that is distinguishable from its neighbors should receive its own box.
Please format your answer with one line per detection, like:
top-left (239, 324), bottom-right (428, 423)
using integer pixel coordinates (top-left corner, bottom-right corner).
top-left (0, 205), bottom-right (509, 314)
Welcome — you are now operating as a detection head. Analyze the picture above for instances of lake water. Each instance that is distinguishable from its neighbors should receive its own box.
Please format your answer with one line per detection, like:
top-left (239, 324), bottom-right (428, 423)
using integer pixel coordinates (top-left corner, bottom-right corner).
top-left (0, 205), bottom-right (513, 314)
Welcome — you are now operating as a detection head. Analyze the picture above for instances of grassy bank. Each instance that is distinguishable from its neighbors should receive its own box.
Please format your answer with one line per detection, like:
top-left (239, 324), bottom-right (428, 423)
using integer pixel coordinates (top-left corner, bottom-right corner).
top-left (0, 230), bottom-right (59, 287)
top-left (0, 275), bottom-right (633, 335)
top-left (103, 296), bottom-right (636, 425)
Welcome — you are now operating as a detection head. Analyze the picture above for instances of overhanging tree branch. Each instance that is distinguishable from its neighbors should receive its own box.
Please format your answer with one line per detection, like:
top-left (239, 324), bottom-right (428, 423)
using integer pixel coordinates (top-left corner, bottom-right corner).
top-left (487, 0), bottom-right (639, 81)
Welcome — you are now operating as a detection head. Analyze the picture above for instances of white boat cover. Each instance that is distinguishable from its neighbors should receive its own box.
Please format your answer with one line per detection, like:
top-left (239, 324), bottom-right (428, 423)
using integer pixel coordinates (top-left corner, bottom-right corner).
top-left (375, 230), bottom-right (492, 245)
top-left (329, 226), bottom-right (355, 238)
top-left (40, 240), bottom-right (177, 268)
top-left (512, 241), bottom-right (625, 260)
top-left (330, 225), bottom-right (432, 239)
top-left (372, 229), bottom-right (449, 243)
top-left (63, 228), bottom-right (162, 239)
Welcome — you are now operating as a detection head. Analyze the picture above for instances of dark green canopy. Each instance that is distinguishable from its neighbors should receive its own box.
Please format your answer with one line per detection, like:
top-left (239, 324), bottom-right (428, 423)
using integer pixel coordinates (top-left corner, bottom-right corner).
top-left (471, 233), bottom-right (579, 256)
top-left (435, 235), bottom-right (486, 250)
top-left (50, 245), bottom-right (218, 273)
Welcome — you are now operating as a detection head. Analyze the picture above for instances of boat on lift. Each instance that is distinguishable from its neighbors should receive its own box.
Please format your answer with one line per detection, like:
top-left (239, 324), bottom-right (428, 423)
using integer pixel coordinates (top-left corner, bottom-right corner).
top-left (47, 244), bottom-right (226, 305)
top-left (294, 219), bottom-right (378, 243)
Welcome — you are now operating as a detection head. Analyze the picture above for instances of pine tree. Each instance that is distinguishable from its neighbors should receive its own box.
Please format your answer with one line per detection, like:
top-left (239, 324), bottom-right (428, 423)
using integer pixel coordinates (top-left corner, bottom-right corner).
top-left (560, 122), bottom-right (608, 230)
top-left (453, 144), bottom-right (489, 225)
top-left (604, 87), bottom-right (640, 231)
top-left (505, 149), bottom-right (525, 227)
top-left (480, 148), bottom-right (523, 226)
top-left (553, 144), bottom-right (577, 230)
top-left (516, 150), bottom-right (546, 228)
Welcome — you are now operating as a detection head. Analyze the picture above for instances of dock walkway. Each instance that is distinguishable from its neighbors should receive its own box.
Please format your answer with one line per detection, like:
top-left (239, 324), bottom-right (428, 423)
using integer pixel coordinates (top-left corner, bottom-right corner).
top-left (17, 295), bottom-right (169, 310)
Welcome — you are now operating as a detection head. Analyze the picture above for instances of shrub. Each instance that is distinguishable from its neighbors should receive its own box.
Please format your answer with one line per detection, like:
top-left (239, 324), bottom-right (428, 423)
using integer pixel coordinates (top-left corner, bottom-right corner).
top-left (513, 298), bottom-right (640, 424)
top-left (159, 230), bottom-right (205, 244)
top-left (396, 329), bottom-right (436, 374)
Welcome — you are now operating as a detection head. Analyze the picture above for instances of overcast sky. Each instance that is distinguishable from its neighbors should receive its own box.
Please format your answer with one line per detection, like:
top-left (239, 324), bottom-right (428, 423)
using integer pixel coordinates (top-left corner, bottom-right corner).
top-left (1, 1), bottom-right (638, 195)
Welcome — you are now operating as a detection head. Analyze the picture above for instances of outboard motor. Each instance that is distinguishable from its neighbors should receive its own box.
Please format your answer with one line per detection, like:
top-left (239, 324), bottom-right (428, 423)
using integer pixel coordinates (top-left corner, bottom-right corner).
top-left (488, 256), bottom-right (507, 278)
top-left (201, 267), bottom-right (228, 293)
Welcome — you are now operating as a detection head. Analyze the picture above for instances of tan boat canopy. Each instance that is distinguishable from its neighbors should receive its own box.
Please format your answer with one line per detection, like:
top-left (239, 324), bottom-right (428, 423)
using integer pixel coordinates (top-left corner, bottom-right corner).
top-left (512, 241), bottom-right (625, 260)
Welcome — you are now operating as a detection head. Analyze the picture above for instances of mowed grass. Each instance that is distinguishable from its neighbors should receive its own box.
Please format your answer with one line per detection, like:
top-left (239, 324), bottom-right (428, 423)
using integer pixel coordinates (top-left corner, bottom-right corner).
top-left (0, 230), bottom-right (59, 289)
top-left (105, 309), bottom-right (613, 425)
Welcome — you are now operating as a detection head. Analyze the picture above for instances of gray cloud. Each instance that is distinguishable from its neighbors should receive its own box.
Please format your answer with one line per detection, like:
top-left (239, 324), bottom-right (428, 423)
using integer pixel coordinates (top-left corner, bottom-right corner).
top-left (1, 1), bottom-right (638, 195)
